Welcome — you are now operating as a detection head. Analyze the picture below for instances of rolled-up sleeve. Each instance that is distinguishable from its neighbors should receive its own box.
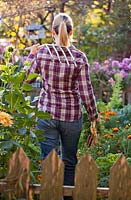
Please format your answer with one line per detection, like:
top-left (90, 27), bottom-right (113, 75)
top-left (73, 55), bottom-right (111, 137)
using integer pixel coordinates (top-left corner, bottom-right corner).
top-left (78, 56), bottom-right (98, 121)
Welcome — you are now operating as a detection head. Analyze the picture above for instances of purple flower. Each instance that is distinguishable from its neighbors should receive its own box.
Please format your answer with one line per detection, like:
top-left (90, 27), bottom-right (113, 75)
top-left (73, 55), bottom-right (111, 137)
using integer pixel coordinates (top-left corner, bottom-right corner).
top-left (91, 61), bottom-right (102, 73)
top-left (112, 60), bottom-right (121, 68)
top-left (99, 66), bottom-right (106, 72)
top-left (92, 62), bottom-right (101, 69)
top-left (0, 55), bottom-right (3, 61)
top-left (121, 63), bottom-right (130, 71)
top-left (128, 63), bottom-right (131, 71)
top-left (122, 58), bottom-right (130, 65)
top-left (120, 70), bottom-right (128, 78)
top-left (0, 47), bottom-right (4, 54)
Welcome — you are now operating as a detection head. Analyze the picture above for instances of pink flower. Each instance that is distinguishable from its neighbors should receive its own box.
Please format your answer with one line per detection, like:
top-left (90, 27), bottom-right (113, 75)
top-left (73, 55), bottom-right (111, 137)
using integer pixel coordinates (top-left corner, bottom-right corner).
top-left (108, 78), bottom-right (115, 85)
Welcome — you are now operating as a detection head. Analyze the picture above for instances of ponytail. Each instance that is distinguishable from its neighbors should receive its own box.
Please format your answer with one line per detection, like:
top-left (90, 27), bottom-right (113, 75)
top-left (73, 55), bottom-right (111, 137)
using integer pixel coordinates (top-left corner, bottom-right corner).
top-left (58, 21), bottom-right (68, 46)
top-left (52, 13), bottom-right (73, 47)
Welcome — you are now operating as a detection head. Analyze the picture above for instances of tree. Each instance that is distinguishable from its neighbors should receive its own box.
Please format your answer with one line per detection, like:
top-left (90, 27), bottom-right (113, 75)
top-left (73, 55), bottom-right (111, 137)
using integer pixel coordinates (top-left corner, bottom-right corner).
top-left (0, 0), bottom-right (131, 60)
top-left (0, 0), bottom-right (47, 48)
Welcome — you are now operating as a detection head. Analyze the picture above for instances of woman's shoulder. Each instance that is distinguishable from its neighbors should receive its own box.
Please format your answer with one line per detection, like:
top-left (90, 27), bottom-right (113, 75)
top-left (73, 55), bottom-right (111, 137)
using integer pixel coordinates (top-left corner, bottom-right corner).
top-left (69, 45), bottom-right (88, 63)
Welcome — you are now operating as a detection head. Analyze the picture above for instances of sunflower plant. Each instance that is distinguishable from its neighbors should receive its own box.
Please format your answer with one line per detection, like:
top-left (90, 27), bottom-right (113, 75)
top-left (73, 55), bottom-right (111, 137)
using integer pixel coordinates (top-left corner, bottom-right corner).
top-left (0, 47), bottom-right (50, 178)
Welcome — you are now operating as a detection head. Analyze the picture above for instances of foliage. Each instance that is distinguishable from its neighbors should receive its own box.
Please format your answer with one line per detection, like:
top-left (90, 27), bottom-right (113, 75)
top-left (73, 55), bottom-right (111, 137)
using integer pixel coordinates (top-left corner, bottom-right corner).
top-left (107, 73), bottom-right (122, 109)
top-left (0, 48), bottom-right (51, 179)
top-left (78, 106), bottom-right (90, 157)
top-left (78, 11), bottom-right (112, 61)
top-left (109, 0), bottom-right (131, 57)
top-left (85, 104), bottom-right (131, 186)
top-left (79, 72), bottom-right (131, 187)
top-left (96, 153), bottom-right (131, 187)
top-left (96, 153), bottom-right (120, 187)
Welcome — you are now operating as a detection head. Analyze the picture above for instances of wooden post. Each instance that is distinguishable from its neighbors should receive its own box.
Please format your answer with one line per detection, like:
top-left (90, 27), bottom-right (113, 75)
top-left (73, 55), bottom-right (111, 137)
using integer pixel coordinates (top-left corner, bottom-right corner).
top-left (73, 152), bottom-right (98, 200)
top-left (3, 147), bottom-right (30, 199)
top-left (109, 154), bottom-right (131, 200)
top-left (40, 149), bottom-right (64, 200)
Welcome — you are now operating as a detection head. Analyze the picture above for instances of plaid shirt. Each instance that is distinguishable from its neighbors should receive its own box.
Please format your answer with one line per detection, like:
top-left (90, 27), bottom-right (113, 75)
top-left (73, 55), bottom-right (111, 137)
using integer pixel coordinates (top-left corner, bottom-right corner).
top-left (27, 44), bottom-right (98, 121)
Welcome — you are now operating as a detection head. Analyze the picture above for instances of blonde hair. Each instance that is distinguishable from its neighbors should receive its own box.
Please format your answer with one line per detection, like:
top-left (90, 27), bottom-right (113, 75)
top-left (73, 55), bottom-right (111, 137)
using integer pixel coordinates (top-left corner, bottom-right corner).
top-left (52, 13), bottom-right (73, 46)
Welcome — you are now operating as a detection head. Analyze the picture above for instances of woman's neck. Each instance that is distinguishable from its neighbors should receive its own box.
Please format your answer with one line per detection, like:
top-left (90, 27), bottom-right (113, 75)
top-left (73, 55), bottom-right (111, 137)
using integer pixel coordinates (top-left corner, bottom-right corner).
top-left (55, 37), bottom-right (71, 47)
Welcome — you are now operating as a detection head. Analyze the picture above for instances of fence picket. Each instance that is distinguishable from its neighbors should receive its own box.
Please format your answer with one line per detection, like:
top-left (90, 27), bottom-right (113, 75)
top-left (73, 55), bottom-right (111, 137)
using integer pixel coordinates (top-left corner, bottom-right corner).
top-left (73, 152), bottom-right (98, 200)
top-left (40, 149), bottom-right (64, 200)
top-left (1, 147), bottom-right (30, 199)
top-left (109, 154), bottom-right (131, 200)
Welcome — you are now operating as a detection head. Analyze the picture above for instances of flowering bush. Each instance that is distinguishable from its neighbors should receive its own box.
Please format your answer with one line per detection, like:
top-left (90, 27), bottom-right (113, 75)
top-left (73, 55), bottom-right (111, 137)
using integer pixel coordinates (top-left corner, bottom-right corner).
top-left (97, 107), bottom-right (131, 157)
top-left (0, 47), bottom-right (50, 178)
top-left (90, 55), bottom-right (131, 102)
top-left (91, 55), bottom-right (131, 80)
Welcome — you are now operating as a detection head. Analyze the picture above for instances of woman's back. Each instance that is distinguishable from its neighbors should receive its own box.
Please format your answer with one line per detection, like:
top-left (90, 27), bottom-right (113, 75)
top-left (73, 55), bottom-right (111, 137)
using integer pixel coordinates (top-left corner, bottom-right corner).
top-left (33, 44), bottom-right (87, 121)
top-left (37, 44), bottom-right (85, 91)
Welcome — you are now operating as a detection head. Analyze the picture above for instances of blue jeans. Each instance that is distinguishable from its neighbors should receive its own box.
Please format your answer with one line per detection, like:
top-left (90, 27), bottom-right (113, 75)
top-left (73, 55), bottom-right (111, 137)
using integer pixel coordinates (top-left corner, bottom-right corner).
top-left (37, 116), bottom-right (83, 187)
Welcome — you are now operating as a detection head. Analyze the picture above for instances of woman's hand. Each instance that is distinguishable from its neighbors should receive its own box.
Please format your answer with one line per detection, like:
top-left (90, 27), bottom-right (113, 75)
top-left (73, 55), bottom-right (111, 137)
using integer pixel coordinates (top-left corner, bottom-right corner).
top-left (87, 120), bottom-right (98, 147)
top-left (30, 43), bottom-right (40, 55)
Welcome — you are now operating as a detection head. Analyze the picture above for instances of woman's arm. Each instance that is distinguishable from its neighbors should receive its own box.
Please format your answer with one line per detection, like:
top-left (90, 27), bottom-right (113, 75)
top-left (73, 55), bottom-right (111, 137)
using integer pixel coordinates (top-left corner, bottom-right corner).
top-left (78, 56), bottom-right (98, 121)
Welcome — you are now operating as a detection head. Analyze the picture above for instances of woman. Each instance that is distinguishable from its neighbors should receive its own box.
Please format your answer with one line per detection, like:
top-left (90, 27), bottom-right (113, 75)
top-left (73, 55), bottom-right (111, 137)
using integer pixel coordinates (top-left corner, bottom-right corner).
top-left (26, 13), bottom-right (98, 200)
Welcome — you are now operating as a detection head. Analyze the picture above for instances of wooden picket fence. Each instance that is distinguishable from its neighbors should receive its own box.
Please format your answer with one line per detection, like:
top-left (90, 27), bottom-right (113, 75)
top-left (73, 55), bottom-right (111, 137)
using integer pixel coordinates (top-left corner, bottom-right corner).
top-left (0, 147), bottom-right (131, 200)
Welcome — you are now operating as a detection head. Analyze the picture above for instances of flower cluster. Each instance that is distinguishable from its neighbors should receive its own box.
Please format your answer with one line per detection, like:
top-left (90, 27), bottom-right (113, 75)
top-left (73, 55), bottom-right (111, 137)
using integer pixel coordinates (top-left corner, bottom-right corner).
top-left (100, 110), bottom-right (117, 121)
top-left (97, 108), bottom-right (131, 157)
top-left (0, 111), bottom-right (13, 127)
top-left (91, 55), bottom-right (131, 81)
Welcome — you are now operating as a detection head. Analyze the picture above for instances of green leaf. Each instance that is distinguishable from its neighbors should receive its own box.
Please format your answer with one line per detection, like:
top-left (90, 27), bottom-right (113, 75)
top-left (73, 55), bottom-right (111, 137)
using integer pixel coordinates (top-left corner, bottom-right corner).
top-left (24, 61), bottom-right (31, 67)
top-left (0, 133), bottom-right (4, 137)
top-left (12, 71), bottom-right (26, 86)
top-left (35, 129), bottom-right (44, 135)
top-left (22, 83), bottom-right (33, 91)
top-left (36, 111), bottom-right (52, 120)
top-left (5, 91), bottom-right (24, 108)
top-left (30, 130), bottom-right (36, 138)
top-left (18, 128), bottom-right (27, 135)
top-left (27, 73), bottom-right (39, 81)
top-left (0, 140), bottom-right (20, 151)
top-left (0, 65), bottom-right (8, 70)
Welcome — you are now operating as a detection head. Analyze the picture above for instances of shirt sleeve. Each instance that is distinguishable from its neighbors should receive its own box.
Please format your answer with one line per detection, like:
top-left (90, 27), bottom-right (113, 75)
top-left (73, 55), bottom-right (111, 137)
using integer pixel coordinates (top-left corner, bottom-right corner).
top-left (25, 53), bottom-right (40, 75)
top-left (78, 56), bottom-right (98, 121)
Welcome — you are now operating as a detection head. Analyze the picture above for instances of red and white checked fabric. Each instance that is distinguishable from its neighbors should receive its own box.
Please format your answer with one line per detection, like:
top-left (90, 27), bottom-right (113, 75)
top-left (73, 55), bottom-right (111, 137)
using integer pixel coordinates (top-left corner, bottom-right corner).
top-left (26, 44), bottom-right (98, 122)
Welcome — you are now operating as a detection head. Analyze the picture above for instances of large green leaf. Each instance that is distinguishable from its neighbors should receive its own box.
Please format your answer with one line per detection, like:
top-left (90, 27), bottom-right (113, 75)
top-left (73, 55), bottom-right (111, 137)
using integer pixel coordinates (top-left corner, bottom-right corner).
top-left (27, 73), bottom-right (39, 81)
top-left (4, 90), bottom-right (24, 108)
top-left (12, 71), bottom-right (26, 86)
top-left (22, 83), bottom-right (33, 91)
